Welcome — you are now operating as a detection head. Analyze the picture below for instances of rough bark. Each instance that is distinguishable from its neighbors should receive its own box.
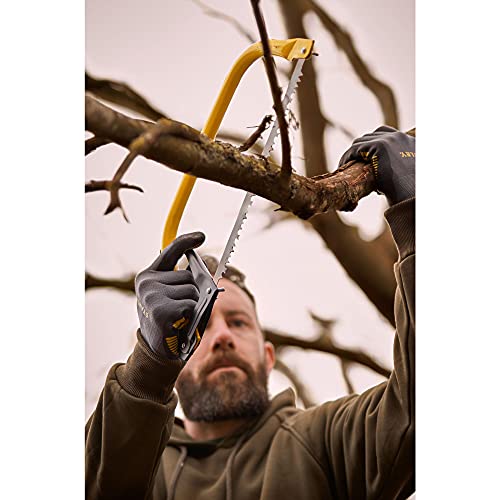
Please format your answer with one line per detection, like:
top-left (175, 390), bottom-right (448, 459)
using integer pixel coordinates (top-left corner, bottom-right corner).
top-left (85, 95), bottom-right (376, 219)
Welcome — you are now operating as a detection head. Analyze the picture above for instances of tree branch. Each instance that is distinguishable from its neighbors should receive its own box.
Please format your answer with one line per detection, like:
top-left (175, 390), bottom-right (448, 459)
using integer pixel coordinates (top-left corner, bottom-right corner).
top-left (278, 0), bottom-right (398, 325)
top-left (85, 71), bottom-right (167, 121)
top-left (250, 0), bottom-right (292, 177)
top-left (191, 0), bottom-right (255, 42)
top-left (238, 115), bottom-right (273, 152)
top-left (85, 270), bottom-right (390, 379)
top-left (264, 327), bottom-right (391, 378)
top-left (340, 360), bottom-right (355, 394)
top-left (274, 357), bottom-right (316, 408)
top-left (304, 0), bottom-right (399, 127)
top-left (85, 272), bottom-right (135, 293)
top-left (86, 95), bottom-right (377, 219)
top-left (86, 136), bottom-right (112, 155)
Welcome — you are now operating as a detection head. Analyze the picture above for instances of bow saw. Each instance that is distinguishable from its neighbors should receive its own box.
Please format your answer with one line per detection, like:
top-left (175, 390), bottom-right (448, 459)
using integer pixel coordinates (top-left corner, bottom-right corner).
top-left (162, 38), bottom-right (314, 360)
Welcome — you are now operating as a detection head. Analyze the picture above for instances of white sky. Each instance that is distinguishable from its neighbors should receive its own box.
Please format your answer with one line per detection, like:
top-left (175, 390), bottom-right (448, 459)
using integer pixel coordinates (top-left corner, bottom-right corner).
top-left (85, 0), bottom-right (415, 419)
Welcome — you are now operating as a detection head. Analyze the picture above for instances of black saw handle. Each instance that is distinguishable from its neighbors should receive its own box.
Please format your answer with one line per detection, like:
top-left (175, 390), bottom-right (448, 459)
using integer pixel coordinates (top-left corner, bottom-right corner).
top-left (180, 249), bottom-right (223, 361)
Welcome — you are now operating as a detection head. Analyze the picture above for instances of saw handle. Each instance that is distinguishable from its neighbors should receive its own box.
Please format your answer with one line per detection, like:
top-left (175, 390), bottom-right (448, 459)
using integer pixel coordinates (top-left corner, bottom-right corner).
top-left (179, 250), bottom-right (223, 361)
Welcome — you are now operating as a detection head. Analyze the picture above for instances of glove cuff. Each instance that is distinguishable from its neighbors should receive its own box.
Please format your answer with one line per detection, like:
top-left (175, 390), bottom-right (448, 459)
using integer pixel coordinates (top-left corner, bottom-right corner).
top-left (116, 331), bottom-right (184, 404)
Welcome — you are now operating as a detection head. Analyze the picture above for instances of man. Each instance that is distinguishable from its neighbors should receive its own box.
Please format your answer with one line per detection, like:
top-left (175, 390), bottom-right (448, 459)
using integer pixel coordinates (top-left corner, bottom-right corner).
top-left (86, 126), bottom-right (415, 499)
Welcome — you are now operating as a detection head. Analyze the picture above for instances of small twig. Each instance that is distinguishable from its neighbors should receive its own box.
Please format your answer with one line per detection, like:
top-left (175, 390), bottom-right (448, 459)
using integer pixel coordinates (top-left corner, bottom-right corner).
top-left (324, 117), bottom-right (356, 141)
top-left (101, 117), bottom-right (208, 221)
top-left (274, 357), bottom-right (316, 408)
top-left (191, 0), bottom-right (255, 42)
top-left (340, 360), bottom-right (355, 394)
top-left (261, 207), bottom-right (297, 231)
top-left (250, 0), bottom-right (292, 177)
top-left (85, 136), bottom-right (112, 155)
top-left (238, 115), bottom-right (273, 152)
top-left (85, 180), bottom-right (144, 194)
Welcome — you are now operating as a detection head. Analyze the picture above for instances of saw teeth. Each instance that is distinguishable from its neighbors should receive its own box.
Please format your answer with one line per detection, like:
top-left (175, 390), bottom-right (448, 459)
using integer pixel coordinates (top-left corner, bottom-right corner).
top-left (215, 61), bottom-right (304, 281)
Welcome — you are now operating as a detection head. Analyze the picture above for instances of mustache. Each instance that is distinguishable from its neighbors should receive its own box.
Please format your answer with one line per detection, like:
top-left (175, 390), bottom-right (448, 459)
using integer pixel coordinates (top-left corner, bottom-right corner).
top-left (200, 351), bottom-right (252, 378)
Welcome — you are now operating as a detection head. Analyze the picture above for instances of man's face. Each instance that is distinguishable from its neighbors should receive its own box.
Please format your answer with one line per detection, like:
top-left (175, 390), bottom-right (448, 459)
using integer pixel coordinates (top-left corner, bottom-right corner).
top-left (176, 278), bottom-right (275, 422)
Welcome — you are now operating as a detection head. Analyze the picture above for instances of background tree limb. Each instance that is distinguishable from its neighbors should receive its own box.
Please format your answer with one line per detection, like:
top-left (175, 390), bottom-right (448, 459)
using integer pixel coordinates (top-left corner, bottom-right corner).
top-left (279, 0), bottom-right (398, 325)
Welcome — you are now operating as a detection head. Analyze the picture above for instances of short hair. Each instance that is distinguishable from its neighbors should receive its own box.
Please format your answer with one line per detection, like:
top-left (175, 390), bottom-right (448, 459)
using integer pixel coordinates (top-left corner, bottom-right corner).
top-left (200, 255), bottom-right (256, 305)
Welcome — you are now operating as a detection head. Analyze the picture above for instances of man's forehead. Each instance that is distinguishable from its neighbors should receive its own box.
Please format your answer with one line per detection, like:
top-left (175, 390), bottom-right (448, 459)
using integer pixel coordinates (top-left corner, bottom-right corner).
top-left (216, 277), bottom-right (256, 315)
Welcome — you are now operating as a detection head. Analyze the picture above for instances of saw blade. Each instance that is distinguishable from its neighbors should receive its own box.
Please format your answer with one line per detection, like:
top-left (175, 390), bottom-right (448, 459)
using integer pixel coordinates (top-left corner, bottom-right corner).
top-left (213, 58), bottom-right (305, 282)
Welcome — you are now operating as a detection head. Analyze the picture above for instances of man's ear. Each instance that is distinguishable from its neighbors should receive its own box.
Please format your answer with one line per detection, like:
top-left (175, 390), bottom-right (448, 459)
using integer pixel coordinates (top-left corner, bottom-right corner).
top-left (264, 341), bottom-right (275, 375)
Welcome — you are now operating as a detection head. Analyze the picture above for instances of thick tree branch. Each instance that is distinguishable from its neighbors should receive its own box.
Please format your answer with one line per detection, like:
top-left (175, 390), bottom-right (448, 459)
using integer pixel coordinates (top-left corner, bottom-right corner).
top-left (250, 0), bottom-right (292, 177)
top-left (278, 1), bottom-right (398, 325)
top-left (85, 71), bottom-right (167, 121)
top-left (86, 95), bottom-right (377, 219)
top-left (86, 136), bottom-right (112, 155)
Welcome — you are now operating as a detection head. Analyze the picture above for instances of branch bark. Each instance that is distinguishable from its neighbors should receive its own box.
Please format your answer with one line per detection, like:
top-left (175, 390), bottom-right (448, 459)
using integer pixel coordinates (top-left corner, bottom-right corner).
top-left (86, 95), bottom-right (377, 219)
top-left (250, 0), bottom-right (292, 176)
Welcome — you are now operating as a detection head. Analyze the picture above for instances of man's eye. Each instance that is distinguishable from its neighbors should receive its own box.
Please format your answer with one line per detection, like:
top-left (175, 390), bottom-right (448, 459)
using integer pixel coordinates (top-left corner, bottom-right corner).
top-left (229, 318), bottom-right (247, 328)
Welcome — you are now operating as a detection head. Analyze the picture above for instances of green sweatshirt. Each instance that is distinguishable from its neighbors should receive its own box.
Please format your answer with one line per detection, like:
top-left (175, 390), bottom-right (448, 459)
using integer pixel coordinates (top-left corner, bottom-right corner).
top-left (86, 198), bottom-right (415, 500)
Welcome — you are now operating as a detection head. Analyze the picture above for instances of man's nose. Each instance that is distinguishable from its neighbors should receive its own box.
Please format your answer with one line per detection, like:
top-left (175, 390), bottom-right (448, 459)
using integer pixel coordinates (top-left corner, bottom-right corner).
top-left (206, 316), bottom-right (235, 352)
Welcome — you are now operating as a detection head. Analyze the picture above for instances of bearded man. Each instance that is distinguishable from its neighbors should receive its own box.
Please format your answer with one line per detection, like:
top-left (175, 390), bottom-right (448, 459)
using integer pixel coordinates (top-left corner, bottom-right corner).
top-left (86, 126), bottom-right (415, 499)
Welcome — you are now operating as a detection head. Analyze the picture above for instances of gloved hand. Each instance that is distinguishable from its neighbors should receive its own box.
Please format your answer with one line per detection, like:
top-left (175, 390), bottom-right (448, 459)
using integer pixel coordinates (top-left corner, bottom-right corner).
top-left (135, 232), bottom-right (205, 360)
top-left (338, 125), bottom-right (415, 205)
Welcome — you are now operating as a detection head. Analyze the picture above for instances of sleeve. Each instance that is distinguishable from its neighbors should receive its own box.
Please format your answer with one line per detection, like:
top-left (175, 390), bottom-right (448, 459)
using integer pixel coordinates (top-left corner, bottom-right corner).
top-left (85, 331), bottom-right (183, 499)
top-left (292, 197), bottom-right (415, 499)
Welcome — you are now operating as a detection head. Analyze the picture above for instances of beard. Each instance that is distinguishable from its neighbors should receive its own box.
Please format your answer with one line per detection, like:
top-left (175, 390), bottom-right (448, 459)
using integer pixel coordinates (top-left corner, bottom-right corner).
top-left (176, 351), bottom-right (270, 423)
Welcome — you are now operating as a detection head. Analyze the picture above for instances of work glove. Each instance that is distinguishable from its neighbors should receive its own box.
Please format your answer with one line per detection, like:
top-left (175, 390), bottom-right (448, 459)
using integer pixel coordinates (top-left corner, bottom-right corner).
top-left (338, 125), bottom-right (415, 205)
top-left (135, 232), bottom-right (205, 360)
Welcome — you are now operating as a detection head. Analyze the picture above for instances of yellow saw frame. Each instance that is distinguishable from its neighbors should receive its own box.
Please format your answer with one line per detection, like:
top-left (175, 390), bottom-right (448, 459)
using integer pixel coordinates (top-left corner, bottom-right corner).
top-left (161, 38), bottom-right (314, 249)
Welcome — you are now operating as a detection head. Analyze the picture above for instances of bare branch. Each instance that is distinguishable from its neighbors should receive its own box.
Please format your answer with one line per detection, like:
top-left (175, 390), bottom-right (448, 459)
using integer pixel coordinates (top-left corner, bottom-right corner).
top-left (305, 0), bottom-right (399, 127)
top-left (274, 357), bottom-right (315, 408)
top-left (324, 117), bottom-right (356, 141)
top-left (278, 0), bottom-right (398, 325)
top-left (340, 360), bottom-right (355, 394)
top-left (86, 95), bottom-right (379, 219)
top-left (250, 0), bottom-right (292, 177)
top-left (85, 180), bottom-right (144, 195)
top-left (85, 71), bottom-right (167, 121)
top-left (85, 267), bottom-right (389, 379)
top-left (191, 0), bottom-right (255, 42)
top-left (264, 328), bottom-right (391, 378)
top-left (85, 272), bottom-right (135, 293)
